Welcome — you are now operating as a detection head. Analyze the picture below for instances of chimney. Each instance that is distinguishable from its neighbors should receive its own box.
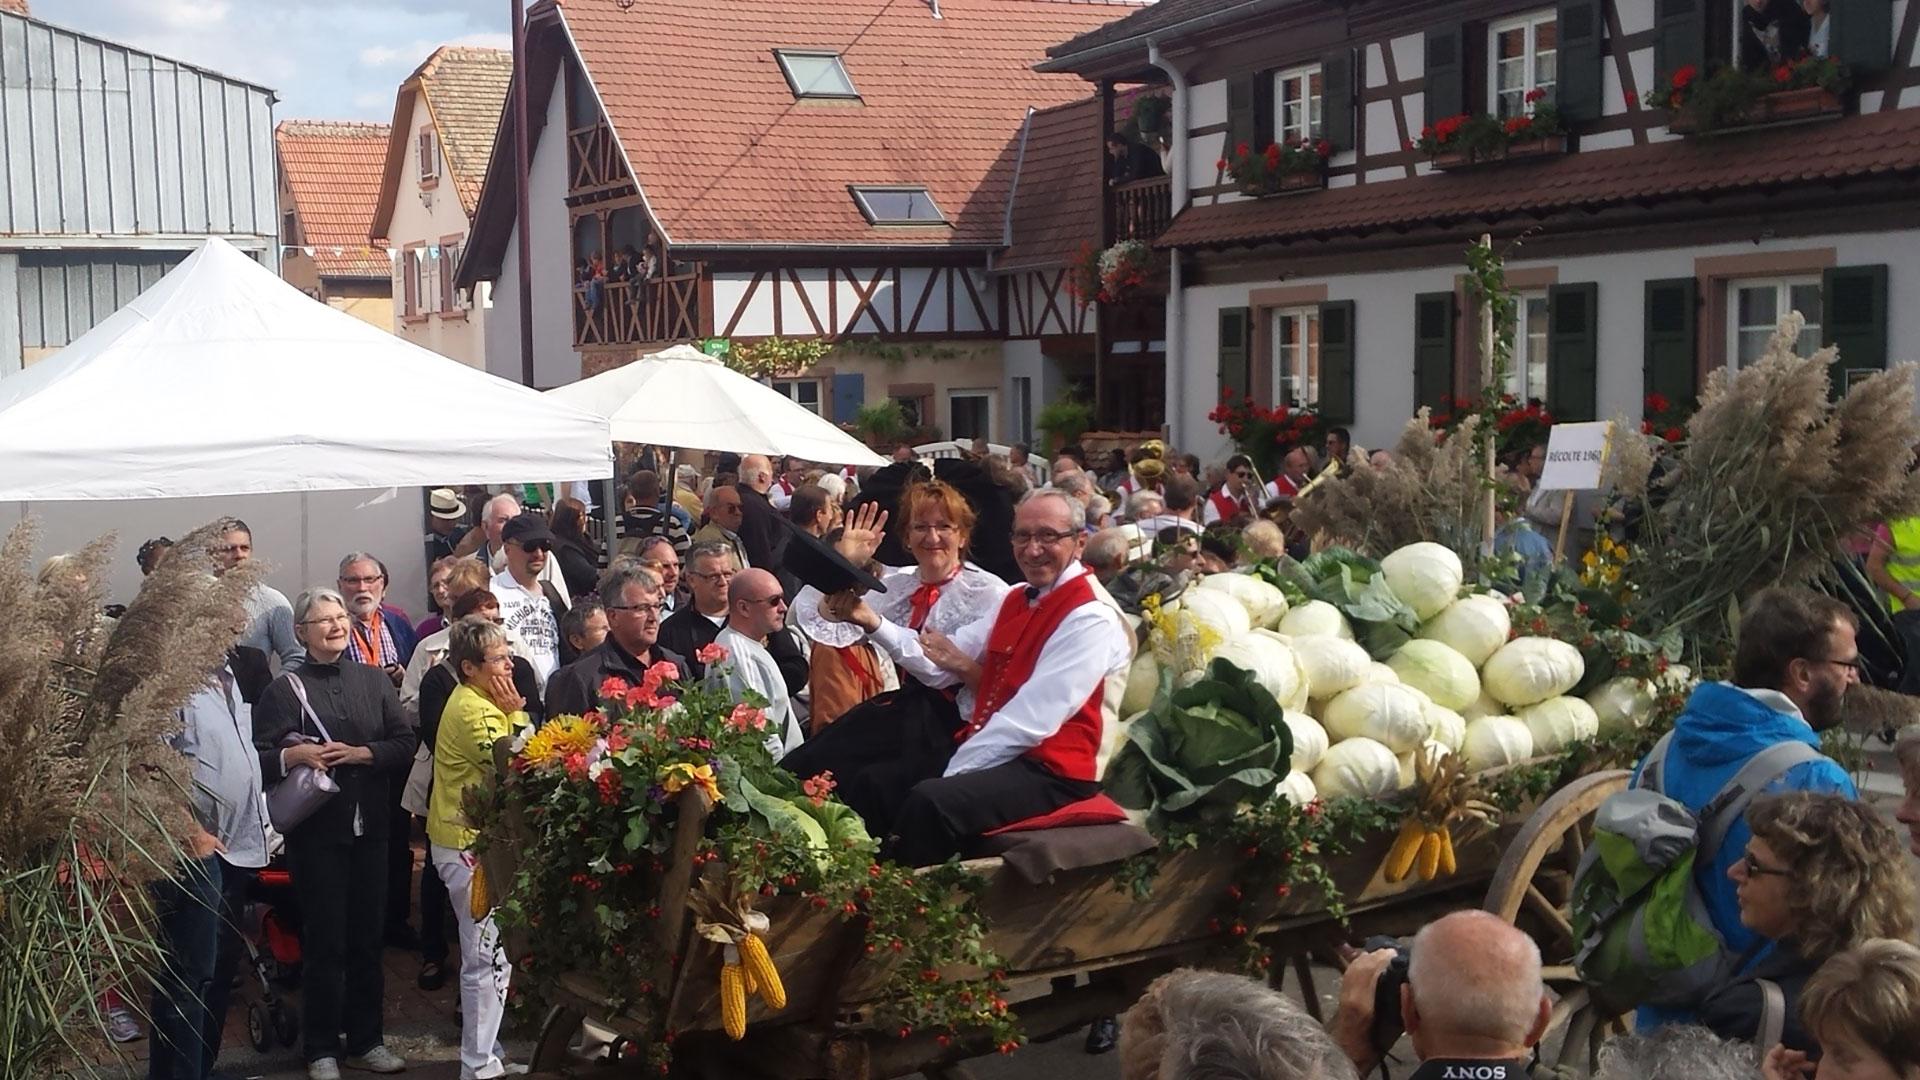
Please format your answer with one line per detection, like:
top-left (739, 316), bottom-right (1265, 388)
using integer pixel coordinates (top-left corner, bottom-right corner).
top-left (924, 0), bottom-right (942, 17)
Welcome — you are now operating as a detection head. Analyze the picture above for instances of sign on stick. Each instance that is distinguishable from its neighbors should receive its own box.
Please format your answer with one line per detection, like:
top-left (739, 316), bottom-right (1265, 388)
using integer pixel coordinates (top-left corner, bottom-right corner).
top-left (1537, 421), bottom-right (1613, 492)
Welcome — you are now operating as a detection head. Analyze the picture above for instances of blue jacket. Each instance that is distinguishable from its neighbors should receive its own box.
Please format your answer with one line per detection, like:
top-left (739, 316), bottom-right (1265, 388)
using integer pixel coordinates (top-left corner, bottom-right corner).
top-left (1633, 681), bottom-right (1854, 1030)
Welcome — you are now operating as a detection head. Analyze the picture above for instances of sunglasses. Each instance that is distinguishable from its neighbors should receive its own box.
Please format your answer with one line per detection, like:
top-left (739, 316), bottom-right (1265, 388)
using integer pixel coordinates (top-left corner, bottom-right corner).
top-left (520, 541), bottom-right (552, 553)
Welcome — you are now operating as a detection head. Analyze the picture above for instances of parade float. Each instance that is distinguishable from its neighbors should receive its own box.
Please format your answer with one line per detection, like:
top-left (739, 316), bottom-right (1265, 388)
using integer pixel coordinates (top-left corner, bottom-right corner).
top-left (472, 242), bottom-right (1920, 1079)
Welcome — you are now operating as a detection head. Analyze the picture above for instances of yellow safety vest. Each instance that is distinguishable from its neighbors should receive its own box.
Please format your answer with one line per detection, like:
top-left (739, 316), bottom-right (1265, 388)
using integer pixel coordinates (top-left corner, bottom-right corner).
top-left (1886, 517), bottom-right (1920, 612)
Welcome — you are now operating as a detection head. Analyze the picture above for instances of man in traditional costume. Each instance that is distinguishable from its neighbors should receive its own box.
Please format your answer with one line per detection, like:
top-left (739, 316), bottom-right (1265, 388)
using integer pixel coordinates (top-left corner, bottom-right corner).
top-left (796, 489), bottom-right (1134, 866)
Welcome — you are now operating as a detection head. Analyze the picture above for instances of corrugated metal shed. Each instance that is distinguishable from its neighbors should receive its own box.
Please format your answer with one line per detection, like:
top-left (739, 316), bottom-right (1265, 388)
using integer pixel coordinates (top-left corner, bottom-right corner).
top-left (0, 9), bottom-right (277, 240)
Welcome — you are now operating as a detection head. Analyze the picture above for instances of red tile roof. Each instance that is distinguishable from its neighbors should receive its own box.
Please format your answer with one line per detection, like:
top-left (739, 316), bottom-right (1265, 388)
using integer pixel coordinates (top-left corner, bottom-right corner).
top-left (370, 47), bottom-right (512, 240)
top-left (276, 120), bottom-right (392, 279)
top-left (557, 0), bottom-right (1143, 249)
top-left (1000, 95), bottom-right (1101, 270)
top-left (0, 1), bottom-right (29, 16)
top-left (1158, 110), bottom-right (1920, 250)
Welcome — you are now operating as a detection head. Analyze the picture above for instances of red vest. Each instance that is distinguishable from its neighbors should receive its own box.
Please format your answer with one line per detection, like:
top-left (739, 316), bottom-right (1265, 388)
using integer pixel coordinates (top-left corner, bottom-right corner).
top-left (1207, 487), bottom-right (1252, 521)
top-left (963, 571), bottom-right (1106, 782)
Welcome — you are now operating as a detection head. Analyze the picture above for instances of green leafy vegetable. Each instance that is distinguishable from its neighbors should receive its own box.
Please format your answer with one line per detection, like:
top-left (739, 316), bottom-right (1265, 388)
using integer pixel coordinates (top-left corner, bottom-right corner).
top-left (1104, 659), bottom-right (1296, 830)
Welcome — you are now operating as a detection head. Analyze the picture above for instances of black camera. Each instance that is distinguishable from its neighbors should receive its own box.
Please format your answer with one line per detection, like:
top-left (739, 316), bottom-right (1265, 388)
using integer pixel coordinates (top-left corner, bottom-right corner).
top-left (1360, 934), bottom-right (1413, 1055)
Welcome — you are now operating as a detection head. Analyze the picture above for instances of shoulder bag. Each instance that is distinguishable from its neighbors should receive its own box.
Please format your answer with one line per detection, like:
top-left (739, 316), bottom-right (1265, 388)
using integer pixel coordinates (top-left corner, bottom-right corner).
top-left (265, 673), bottom-right (341, 831)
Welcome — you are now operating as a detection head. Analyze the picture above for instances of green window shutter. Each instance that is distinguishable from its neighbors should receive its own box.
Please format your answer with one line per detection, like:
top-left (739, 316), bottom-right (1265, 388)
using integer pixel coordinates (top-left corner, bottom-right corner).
top-left (1219, 306), bottom-right (1252, 403)
top-left (1322, 50), bottom-right (1355, 152)
top-left (1642, 278), bottom-right (1698, 414)
top-left (1822, 264), bottom-right (1890, 396)
top-left (1830, 0), bottom-right (1893, 73)
top-left (1556, 0), bottom-right (1605, 123)
top-left (1547, 282), bottom-right (1599, 422)
top-left (1652, 0), bottom-right (1706, 86)
top-left (1413, 292), bottom-right (1457, 414)
top-left (1424, 24), bottom-right (1466, 125)
top-left (1318, 300), bottom-right (1357, 425)
top-left (1228, 72), bottom-right (1274, 153)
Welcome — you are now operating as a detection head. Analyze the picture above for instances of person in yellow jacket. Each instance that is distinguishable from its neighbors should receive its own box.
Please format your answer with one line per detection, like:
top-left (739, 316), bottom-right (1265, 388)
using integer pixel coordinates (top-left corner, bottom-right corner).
top-left (427, 617), bottom-right (530, 1080)
top-left (1868, 517), bottom-right (1920, 613)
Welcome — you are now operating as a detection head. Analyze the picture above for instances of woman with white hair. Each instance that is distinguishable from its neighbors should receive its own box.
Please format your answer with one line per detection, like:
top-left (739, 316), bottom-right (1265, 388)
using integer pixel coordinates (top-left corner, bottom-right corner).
top-left (253, 587), bottom-right (417, 1079)
top-left (1596, 1025), bottom-right (1758, 1080)
top-left (1120, 969), bottom-right (1355, 1080)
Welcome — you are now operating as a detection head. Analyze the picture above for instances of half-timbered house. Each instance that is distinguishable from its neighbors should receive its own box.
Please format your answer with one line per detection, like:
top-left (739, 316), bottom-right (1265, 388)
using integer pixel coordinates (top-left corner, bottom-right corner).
top-left (1041, 0), bottom-right (1920, 454)
top-left (456, 0), bottom-right (1141, 441)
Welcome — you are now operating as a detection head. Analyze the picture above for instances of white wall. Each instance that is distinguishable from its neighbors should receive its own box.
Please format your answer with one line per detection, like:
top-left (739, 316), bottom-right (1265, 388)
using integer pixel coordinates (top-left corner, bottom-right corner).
top-left (387, 91), bottom-right (492, 368)
top-left (12, 488), bottom-right (430, 619)
top-left (1001, 339), bottom-right (1068, 445)
top-left (485, 66), bottom-right (575, 388)
top-left (1174, 228), bottom-right (1920, 452)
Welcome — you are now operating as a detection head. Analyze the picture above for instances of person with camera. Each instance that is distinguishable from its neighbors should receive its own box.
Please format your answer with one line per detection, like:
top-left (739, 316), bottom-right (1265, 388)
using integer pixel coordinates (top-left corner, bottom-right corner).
top-left (1328, 910), bottom-right (1553, 1079)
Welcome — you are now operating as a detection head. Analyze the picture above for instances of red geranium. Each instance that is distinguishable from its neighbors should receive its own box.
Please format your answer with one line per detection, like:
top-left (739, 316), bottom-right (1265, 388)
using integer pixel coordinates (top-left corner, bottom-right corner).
top-left (1663, 427), bottom-right (1685, 443)
top-left (1644, 392), bottom-right (1671, 415)
top-left (1672, 64), bottom-right (1698, 90)
top-left (1773, 64), bottom-right (1793, 84)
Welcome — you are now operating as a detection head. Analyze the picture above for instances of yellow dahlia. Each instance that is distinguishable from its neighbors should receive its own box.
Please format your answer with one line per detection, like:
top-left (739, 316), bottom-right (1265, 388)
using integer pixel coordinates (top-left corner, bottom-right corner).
top-left (520, 714), bottom-right (600, 768)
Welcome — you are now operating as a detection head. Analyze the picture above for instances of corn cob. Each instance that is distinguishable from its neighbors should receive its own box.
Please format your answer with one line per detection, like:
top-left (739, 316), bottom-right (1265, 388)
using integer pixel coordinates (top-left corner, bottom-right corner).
top-left (469, 862), bottom-right (490, 920)
top-left (720, 962), bottom-right (748, 1040)
top-left (1415, 830), bottom-right (1442, 882)
top-left (1436, 827), bottom-right (1457, 877)
top-left (738, 932), bottom-right (787, 1010)
top-left (1383, 820), bottom-right (1424, 883)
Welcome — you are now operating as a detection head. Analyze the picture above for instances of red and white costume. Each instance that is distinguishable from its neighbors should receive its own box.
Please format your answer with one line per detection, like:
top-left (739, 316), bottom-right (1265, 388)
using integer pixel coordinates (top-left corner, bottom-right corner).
top-left (1202, 485), bottom-right (1260, 524)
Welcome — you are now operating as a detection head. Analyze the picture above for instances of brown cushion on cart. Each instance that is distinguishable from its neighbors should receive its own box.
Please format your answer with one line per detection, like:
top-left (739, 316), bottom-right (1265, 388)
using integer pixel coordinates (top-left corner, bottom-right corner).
top-left (973, 822), bottom-right (1158, 885)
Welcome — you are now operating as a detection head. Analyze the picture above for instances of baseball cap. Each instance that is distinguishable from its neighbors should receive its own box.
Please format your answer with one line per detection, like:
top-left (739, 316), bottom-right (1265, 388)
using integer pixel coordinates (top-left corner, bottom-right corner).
top-left (502, 514), bottom-right (555, 548)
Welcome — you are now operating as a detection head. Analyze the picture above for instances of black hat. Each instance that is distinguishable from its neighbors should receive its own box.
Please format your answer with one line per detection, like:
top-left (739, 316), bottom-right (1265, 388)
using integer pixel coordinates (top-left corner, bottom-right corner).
top-left (778, 516), bottom-right (887, 595)
top-left (502, 514), bottom-right (556, 548)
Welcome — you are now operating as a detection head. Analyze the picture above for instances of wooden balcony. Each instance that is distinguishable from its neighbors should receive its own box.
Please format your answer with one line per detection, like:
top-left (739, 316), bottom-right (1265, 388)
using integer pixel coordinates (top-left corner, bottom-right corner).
top-left (568, 122), bottom-right (632, 195)
top-left (574, 270), bottom-right (707, 349)
top-left (1109, 176), bottom-right (1172, 245)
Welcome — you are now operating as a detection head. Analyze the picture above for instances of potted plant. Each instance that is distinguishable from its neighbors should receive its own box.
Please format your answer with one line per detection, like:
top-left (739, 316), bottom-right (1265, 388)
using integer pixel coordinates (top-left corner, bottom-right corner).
top-left (1208, 389), bottom-right (1322, 474)
top-left (854, 399), bottom-right (906, 448)
top-left (1035, 397), bottom-right (1095, 451)
top-left (1417, 90), bottom-right (1567, 169)
top-left (1220, 137), bottom-right (1333, 197)
top-left (1096, 240), bottom-right (1156, 304)
top-left (1650, 57), bottom-right (1847, 135)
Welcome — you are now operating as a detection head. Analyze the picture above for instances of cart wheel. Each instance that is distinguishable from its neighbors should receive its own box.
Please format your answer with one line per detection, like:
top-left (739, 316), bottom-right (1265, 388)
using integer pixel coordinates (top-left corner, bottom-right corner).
top-left (246, 1002), bottom-right (272, 1054)
top-left (529, 1005), bottom-right (589, 1072)
top-left (272, 1002), bottom-right (299, 1048)
top-left (1483, 768), bottom-right (1631, 1076)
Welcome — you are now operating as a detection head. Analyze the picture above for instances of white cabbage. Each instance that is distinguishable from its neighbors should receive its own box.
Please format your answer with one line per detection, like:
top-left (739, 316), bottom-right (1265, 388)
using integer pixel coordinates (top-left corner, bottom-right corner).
top-left (1121, 652), bottom-right (1162, 717)
top-left (1366, 661), bottom-right (1402, 685)
top-left (1311, 737), bottom-right (1402, 799)
top-left (1279, 599), bottom-right (1354, 640)
top-left (1195, 572), bottom-right (1290, 630)
top-left (1386, 639), bottom-right (1481, 711)
top-left (1519, 696), bottom-right (1600, 754)
top-left (1276, 770), bottom-right (1319, 807)
top-left (1585, 676), bottom-right (1655, 735)
top-left (1461, 688), bottom-right (1505, 721)
top-left (1481, 637), bottom-right (1586, 707)
top-left (1418, 594), bottom-right (1513, 667)
top-left (1291, 636), bottom-right (1372, 699)
top-left (1212, 635), bottom-right (1307, 712)
top-left (1284, 710), bottom-right (1330, 773)
top-left (1425, 701), bottom-right (1467, 753)
top-left (1381, 541), bottom-right (1465, 621)
top-left (1322, 682), bottom-right (1430, 753)
top-left (1160, 588), bottom-right (1252, 671)
top-left (1461, 715), bottom-right (1536, 770)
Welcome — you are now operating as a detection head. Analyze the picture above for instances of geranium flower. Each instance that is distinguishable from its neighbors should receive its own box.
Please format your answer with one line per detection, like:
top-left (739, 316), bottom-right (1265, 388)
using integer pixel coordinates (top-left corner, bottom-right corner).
top-left (1215, 157), bottom-right (1227, 170)
top-left (695, 642), bottom-right (729, 666)
top-left (1644, 392), bottom-right (1671, 415)
top-left (1525, 87), bottom-right (1547, 104)
top-left (598, 676), bottom-right (630, 702)
top-left (646, 660), bottom-right (681, 684)
top-left (660, 762), bottom-right (721, 803)
top-left (1663, 427), bottom-right (1685, 443)
top-left (1672, 64), bottom-right (1698, 90)
top-left (1773, 64), bottom-right (1792, 84)
top-left (1315, 139), bottom-right (1332, 158)
top-left (802, 770), bottom-right (837, 808)
top-left (727, 703), bottom-right (768, 733)
top-left (594, 767), bottom-right (623, 806)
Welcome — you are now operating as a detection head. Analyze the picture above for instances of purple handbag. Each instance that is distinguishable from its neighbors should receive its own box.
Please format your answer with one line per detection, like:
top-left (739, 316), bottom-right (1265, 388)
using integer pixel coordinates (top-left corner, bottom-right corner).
top-left (264, 673), bottom-right (340, 831)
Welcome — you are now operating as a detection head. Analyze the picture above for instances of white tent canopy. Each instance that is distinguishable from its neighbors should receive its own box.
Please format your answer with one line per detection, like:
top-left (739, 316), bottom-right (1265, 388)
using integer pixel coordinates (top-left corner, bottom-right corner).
top-left (0, 238), bottom-right (611, 501)
top-left (544, 344), bottom-right (887, 468)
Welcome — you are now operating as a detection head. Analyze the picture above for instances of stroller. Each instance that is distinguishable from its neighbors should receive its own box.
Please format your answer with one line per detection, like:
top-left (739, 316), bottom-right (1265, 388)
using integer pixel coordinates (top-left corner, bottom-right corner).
top-left (238, 865), bottom-right (302, 1053)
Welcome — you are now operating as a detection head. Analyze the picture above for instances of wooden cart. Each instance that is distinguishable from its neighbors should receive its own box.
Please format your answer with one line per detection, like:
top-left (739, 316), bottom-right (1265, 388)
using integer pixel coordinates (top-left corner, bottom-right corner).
top-left (502, 767), bottom-right (1633, 1079)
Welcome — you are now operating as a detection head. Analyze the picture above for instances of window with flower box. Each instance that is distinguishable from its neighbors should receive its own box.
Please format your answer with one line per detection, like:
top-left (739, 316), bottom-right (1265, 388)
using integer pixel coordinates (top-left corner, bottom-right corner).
top-left (1490, 12), bottom-right (1558, 119)
top-left (1270, 307), bottom-right (1321, 408)
top-left (1273, 65), bottom-right (1323, 145)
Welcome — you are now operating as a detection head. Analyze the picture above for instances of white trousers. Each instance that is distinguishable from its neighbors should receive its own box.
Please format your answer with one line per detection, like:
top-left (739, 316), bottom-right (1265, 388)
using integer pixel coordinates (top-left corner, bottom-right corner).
top-left (429, 843), bottom-right (514, 1080)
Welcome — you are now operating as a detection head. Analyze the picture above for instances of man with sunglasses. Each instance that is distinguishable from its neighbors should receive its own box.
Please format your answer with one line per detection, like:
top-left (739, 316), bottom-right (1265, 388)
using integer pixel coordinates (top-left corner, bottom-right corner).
top-left (1631, 585), bottom-right (1859, 1033)
top-left (489, 515), bottom-right (569, 687)
top-left (1201, 454), bottom-right (1263, 525)
top-left (546, 564), bottom-right (686, 719)
top-left (712, 568), bottom-right (804, 760)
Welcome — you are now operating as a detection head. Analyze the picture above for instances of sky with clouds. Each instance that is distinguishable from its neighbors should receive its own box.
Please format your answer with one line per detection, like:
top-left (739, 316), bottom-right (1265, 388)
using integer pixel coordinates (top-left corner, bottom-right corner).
top-left (30, 0), bottom-right (512, 121)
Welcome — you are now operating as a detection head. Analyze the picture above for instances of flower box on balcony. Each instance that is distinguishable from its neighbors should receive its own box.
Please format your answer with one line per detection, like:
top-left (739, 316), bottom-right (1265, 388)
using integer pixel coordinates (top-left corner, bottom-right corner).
top-left (1429, 133), bottom-right (1568, 171)
top-left (1237, 166), bottom-right (1326, 198)
top-left (1667, 85), bottom-right (1844, 135)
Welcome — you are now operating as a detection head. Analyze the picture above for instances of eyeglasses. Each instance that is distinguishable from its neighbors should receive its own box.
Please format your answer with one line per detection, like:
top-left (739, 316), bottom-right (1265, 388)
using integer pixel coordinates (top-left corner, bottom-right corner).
top-left (520, 542), bottom-right (552, 554)
top-left (1231, 470), bottom-right (1253, 479)
top-left (1811, 655), bottom-right (1865, 677)
top-left (910, 523), bottom-right (957, 536)
top-left (691, 569), bottom-right (736, 582)
top-left (301, 614), bottom-right (350, 627)
top-left (607, 601), bottom-right (666, 619)
top-left (1012, 528), bottom-right (1077, 548)
top-left (743, 594), bottom-right (787, 608)
top-left (1740, 851), bottom-right (1790, 878)
top-left (339, 575), bottom-right (385, 586)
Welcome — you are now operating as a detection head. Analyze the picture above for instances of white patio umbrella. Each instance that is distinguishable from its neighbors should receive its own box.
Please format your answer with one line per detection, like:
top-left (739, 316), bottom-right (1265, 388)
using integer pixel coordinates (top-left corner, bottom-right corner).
top-left (0, 238), bottom-right (611, 500)
top-left (544, 344), bottom-right (887, 467)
